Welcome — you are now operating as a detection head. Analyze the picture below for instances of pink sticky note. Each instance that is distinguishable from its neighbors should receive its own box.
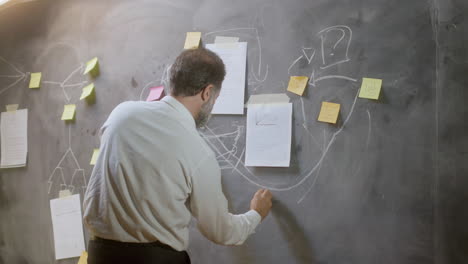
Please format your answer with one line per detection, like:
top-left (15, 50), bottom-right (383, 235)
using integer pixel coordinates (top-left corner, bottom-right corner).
top-left (146, 86), bottom-right (165, 101)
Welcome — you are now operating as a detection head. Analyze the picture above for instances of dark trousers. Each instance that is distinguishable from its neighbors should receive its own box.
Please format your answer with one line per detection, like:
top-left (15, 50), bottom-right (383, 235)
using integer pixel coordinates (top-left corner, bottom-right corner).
top-left (88, 237), bottom-right (191, 264)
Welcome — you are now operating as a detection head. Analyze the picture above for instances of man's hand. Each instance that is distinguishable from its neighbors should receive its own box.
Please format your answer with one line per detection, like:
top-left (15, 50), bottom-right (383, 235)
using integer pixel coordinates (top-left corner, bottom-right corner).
top-left (250, 189), bottom-right (273, 221)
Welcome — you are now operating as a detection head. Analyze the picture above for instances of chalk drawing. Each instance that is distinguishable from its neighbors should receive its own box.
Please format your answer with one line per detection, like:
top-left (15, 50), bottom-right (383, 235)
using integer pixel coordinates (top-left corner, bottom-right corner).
top-left (0, 56), bottom-right (27, 95)
top-left (288, 25), bottom-right (356, 86)
top-left (39, 63), bottom-right (89, 197)
top-left (199, 25), bottom-right (369, 203)
top-left (317, 25), bottom-right (352, 70)
top-left (41, 64), bottom-right (86, 102)
top-left (47, 127), bottom-right (87, 196)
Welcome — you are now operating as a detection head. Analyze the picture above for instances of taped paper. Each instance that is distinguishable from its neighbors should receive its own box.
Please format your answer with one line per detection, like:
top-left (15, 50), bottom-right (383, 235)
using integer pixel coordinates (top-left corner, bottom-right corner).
top-left (59, 189), bottom-right (72, 198)
top-left (6, 104), bottom-right (19, 112)
top-left (215, 36), bottom-right (240, 49)
top-left (246, 94), bottom-right (290, 107)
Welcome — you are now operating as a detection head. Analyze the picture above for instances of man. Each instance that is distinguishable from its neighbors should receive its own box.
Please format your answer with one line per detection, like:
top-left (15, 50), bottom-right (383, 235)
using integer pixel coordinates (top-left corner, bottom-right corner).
top-left (83, 48), bottom-right (273, 264)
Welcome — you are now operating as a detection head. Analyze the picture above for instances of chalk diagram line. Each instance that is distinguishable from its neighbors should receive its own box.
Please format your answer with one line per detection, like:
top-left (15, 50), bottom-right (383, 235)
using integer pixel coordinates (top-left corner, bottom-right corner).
top-left (44, 63), bottom-right (90, 197)
top-left (0, 56), bottom-right (27, 96)
top-left (199, 25), bottom-right (371, 203)
top-left (0, 54), bottom-right (91, 197)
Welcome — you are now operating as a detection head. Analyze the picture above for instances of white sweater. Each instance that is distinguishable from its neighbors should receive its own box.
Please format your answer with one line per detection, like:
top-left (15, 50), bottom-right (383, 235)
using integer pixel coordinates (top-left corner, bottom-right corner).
top-left (83, 96), bottom-right (260, 251)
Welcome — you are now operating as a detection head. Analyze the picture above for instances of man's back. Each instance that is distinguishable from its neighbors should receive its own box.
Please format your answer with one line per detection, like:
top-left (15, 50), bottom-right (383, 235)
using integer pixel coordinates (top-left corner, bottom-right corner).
top-left (83, 97), bottom-right (213, 251)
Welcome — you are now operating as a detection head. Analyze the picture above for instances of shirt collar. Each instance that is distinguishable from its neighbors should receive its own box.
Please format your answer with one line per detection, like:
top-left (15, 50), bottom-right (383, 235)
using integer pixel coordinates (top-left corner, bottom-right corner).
top-left (161, 96), bottom-right (196, 129)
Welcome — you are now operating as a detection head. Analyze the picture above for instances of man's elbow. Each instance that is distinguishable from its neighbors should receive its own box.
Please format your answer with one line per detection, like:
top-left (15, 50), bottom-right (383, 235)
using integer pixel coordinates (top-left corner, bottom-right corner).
top-left (207, 230), bottom-right (248, 246)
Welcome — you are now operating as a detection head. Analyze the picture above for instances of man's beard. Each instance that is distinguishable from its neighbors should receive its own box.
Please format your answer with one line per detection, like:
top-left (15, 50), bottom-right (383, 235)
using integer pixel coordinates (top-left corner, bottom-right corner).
top-left (195, 95), bottom-right (216, 128)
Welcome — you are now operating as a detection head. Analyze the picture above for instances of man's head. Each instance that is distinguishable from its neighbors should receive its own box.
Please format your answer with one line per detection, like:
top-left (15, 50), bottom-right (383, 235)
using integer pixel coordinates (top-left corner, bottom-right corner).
top-left (169, 48), bottom-right (226, 128)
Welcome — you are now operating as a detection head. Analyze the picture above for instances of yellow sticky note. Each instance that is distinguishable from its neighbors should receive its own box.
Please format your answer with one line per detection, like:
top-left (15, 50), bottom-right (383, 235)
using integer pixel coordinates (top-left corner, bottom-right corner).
top-left (61, 104), bottom-right (76, 121)
top-left (184, 32), bottom-right (202, 49)
top-left (90, 149), bottom-right (100, 165)
top-left (29, 72), bottom-right (42, 89)
top-left (359, 78), bottom-right (382, 100)
top-left (287, 76), bottom-right (309, 96)
top-left (318, 102), bottom-right (341, 124)
top-left (80, 83), bottom-right (95, 100)
top-left (77, 251), bottom-right (88, 264)
top-left (84, 57), bottom-right (100, 77)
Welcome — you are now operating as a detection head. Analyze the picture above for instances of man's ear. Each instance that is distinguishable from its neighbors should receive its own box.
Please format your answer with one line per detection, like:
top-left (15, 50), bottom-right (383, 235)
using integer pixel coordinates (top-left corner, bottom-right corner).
top-left (201, 84), bottom-right (215, 102)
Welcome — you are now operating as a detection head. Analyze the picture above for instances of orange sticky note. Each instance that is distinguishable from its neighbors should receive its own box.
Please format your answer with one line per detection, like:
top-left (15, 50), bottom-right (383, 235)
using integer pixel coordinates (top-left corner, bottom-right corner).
top-left (287, 76), bottom-right (309, 96)
top-left (318, 102), bottom-right (341, 124)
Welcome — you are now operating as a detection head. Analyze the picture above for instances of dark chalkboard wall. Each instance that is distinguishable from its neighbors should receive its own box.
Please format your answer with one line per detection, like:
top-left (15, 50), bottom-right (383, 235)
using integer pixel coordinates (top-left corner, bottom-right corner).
top-left (0, 0), bottom-right (467, 263)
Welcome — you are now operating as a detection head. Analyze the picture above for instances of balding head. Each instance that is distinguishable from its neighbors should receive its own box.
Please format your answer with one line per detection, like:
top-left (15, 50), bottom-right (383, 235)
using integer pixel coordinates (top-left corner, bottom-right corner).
top-left (169, 48), bottom-right (226, 97)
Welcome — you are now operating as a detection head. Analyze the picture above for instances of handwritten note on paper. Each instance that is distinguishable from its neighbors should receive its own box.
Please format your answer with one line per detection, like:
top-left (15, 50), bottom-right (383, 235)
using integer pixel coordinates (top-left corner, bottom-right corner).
top-left (359, 78), bottom-right (383, 100)
top-left (184, 32), bottom-right (202, 49)
top-left (61, 104), bottom-right (76, 121)
top-left (29, 72), bottom-right (42, 89)
top-left (50, 194), bottom-right (86, 260)
top-left (287, 76), bottom-right (309, 96)
top-left (83, 57), bottom-right (100, 77)
top-left (90, 149), bottom-right (100, 165)
top-left (206, 42), bottom-right (247, 115)
top-left (318, 102), bottom-right (341, 124)
top-left (79, 83), bottom-right (95, 100)
top-left (245, 103), bottom-right (293, 167)
top-left (0, 109), bottom-right (28, 168)
top-left (146, 86), bottom-right (165, 101)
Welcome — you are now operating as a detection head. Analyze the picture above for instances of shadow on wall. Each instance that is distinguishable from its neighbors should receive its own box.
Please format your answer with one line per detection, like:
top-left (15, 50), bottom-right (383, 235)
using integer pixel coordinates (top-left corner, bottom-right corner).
top-left (272, 200), bottom-right (315, 263)
top-left (436, 3), bottom-right (468, 262)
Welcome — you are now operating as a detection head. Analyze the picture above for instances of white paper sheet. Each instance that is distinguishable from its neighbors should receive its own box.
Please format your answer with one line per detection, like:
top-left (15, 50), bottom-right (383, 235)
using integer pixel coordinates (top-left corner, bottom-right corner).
top-left (50, 194), bottom-right (86, 260)
top-left (0, 109), bottom-right (28, 168)
top-left (206, 42), bottom-right (247, 115)
top-left (245, 103), bottom-right (293, 167)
